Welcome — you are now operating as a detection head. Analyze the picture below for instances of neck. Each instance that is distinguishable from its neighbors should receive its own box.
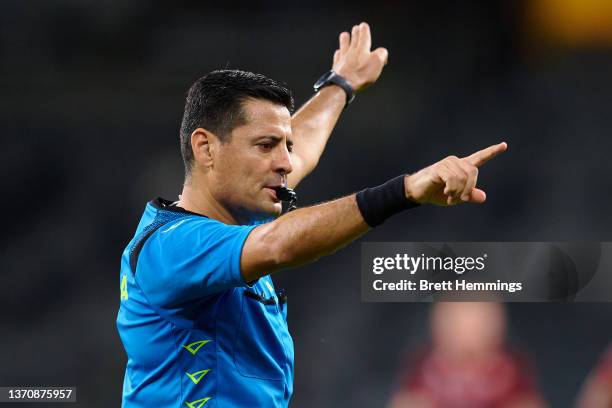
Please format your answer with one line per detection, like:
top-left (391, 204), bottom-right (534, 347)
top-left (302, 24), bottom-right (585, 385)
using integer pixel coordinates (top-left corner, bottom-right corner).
top-left (177, 174), bottom-right (240, 225)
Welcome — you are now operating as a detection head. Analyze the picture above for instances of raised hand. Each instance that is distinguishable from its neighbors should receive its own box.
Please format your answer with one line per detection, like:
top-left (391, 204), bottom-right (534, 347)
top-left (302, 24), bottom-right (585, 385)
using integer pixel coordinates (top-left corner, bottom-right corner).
top-left (404, 142), bottom-right (508, 206)
top-left (332, 22), bottom-right (388, 92)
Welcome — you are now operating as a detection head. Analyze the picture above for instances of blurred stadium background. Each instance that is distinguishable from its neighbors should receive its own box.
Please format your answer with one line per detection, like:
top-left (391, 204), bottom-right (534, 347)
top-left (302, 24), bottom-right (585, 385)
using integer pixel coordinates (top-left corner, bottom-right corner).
top-left (2, 0), bottom-right (612, 406)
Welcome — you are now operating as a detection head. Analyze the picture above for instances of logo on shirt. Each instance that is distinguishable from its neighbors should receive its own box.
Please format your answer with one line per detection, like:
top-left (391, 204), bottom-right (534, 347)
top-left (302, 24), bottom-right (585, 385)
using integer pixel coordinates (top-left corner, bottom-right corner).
top-left (160, 219), bottom-right (189, 233)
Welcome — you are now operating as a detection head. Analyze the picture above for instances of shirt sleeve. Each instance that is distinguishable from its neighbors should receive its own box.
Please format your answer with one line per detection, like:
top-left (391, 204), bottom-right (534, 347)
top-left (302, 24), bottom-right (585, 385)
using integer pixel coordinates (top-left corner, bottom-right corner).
top-left (135, 216), bottom-right (257, 308)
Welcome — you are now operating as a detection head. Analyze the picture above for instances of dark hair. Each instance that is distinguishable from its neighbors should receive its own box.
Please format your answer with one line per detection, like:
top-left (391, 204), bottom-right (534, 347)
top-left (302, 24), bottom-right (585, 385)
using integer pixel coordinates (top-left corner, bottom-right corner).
top-left (179, 69), bottom-right (294, 175)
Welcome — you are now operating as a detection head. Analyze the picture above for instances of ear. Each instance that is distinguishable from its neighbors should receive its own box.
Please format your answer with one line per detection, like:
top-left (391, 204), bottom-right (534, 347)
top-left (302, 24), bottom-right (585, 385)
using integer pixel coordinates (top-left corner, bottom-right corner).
top-left (191, 128), bottom-right (219, 169)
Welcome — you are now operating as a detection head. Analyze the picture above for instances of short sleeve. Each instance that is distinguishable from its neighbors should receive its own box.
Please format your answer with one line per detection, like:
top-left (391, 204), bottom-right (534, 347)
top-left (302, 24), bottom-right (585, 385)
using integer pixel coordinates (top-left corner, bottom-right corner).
top-left (135, 216), bottom-right (257, 308)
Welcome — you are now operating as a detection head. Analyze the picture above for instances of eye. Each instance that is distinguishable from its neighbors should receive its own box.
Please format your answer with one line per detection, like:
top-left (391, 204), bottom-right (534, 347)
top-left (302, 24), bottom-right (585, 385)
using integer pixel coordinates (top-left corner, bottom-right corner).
top-left (287, 143), bottom-right (293, 153)
top-left (258, 142), bottom-right (273, 152)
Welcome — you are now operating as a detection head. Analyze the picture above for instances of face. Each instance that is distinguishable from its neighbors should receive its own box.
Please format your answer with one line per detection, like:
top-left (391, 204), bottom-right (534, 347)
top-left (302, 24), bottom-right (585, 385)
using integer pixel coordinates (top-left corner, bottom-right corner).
top-left (431, 302), bottom-right (506, 361)
top-left (208, 98), bottom-right (293, 223)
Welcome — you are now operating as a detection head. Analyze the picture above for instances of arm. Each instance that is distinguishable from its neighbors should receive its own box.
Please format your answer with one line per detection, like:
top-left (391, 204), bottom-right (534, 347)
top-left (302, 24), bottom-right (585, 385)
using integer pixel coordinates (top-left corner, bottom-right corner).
top-left (288, 22), bottom-right (389, 188)
top-left (242, 194), bottom-right (370, 278)
top-left (242, 142), bottom-right (508, 281)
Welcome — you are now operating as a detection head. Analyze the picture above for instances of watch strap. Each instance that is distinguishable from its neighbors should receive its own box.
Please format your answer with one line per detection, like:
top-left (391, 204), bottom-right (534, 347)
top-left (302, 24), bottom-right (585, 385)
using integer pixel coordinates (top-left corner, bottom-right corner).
top-left (313, 70), bottom-right (355, 107)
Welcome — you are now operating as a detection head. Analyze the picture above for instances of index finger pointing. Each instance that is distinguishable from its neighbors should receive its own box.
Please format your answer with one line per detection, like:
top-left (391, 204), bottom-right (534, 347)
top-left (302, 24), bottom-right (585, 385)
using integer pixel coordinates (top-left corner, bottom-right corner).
top-left (463, 142), bottom-right (508, 167)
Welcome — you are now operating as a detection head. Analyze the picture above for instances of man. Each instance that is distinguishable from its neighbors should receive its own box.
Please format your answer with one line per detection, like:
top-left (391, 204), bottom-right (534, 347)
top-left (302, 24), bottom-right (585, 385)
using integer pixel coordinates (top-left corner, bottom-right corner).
top-left (388, 302), bottom-right (544, 408)
top-left (117, 22), bottom-right (507, 407)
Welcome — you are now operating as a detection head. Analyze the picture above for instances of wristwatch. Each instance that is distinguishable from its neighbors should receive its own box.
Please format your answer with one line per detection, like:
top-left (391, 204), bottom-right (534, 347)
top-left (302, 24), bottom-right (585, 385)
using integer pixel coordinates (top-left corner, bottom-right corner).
top-left (313, 70), bottom-right (355, 107)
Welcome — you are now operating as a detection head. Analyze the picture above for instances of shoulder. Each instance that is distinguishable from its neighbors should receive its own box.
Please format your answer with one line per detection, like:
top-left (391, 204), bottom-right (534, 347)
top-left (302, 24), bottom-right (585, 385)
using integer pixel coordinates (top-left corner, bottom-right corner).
top-left (155, 214), bottom-right (254, 239)
top-left (145, 212), bottom-right (257, 261)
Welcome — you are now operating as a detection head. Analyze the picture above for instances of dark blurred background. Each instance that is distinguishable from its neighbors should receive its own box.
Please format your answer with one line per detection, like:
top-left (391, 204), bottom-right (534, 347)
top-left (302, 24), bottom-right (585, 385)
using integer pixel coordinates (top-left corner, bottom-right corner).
top-left (2, 0), bottom-right (612, 406)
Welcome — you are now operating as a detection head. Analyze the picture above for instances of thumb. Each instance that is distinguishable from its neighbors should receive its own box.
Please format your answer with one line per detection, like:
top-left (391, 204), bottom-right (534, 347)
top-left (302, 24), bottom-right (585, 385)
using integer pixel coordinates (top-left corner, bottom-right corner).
top-left (373, 47), bottom-right (389, 65)
top-left (468, 188), bottom-right (487, 203)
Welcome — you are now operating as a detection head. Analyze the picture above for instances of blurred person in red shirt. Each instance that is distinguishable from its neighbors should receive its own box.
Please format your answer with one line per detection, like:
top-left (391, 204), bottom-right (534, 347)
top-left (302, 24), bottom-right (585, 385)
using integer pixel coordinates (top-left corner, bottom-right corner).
top-left (577, 346), bottom-right (612, 408)
top-left (388, 302), bottom-right (545, 408)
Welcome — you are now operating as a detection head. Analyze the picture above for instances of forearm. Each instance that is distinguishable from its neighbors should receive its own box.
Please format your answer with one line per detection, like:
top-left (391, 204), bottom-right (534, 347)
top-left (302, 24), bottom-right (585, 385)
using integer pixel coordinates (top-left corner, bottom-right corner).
top-left (287, 86), bottom-right (346, 187)
top-left (241, 194), bottom-right (370, 281)
top-left (287, 22), bottom-right (389, 187)
top-left (239, 140), bottom-right (508, 281)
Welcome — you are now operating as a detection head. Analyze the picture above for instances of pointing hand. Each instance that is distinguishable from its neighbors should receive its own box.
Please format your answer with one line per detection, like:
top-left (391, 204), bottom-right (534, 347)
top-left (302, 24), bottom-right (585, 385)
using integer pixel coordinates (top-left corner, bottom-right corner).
top-left (404, 142), bottom-right (508, 206)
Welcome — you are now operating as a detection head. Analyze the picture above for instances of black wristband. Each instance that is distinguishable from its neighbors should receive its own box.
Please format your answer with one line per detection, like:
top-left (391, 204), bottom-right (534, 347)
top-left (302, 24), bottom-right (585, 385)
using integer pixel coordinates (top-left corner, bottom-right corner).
top-left (356, 175), bottom-right (420, 227)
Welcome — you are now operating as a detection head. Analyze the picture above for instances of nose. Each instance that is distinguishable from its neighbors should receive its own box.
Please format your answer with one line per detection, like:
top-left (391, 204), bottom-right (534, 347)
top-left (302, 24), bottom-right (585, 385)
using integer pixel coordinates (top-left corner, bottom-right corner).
top-left (273, 144), bottom-right (293, 176)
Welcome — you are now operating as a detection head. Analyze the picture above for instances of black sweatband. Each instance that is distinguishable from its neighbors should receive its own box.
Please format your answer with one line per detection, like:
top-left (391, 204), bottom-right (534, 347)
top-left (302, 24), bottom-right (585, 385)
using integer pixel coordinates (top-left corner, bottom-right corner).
top-left (356, 175), bottom-right (420, 227)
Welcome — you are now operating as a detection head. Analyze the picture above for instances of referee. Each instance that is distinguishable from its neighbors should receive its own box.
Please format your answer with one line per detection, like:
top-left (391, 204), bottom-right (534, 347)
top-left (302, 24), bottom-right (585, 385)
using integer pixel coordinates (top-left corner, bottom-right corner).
top-left (116, 22), bottom-right (506, 408)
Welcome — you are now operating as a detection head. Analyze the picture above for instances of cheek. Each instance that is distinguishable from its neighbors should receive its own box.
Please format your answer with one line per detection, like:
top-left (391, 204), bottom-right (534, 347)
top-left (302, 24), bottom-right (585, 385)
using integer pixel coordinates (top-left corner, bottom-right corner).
top-left (216, 151), bottom-right (262, 192)
top-left (217, 149), bottom-right (245, 176)
top-left (231, 154), bottom-right (266, 180)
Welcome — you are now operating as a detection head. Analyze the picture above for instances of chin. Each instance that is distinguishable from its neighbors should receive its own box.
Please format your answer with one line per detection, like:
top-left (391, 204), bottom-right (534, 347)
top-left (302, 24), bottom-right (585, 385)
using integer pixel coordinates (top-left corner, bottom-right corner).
top-left (260, 202), bottom-right (282, 217)
top-left (244, 202), bottom-right (282, 223)
top-left (259, 193), bottom-right (283, 214)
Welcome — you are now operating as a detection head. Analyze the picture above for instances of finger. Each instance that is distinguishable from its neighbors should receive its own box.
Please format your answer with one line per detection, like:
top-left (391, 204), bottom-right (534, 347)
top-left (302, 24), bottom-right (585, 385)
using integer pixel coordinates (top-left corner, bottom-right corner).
top-left (350, 25), bottom-right (360, 51)
top-left (458, 162), bottom-right (478, 202)
top-left (443, 177), bottom-right (461, 199)
top-left (339, 32), bottom-right (350, 56)
top-left (333, 49), bottom-right (340, 65)
top-left (463, 142), bottom-right (507, 167)
top-left (373, 47), bottom-right (389, 66)
top-left (441, 158), bottom-right (466, 199)
top-left (440, 163), bottom-right (462, 199)
top-left (447, 159), bottom-right (469, 200)
top-left (447, 159), bottom-right (471, 201)
top-left (439, 167), bottom-right (453, 196)
top-left (468, 188), bottom-right (487, 204)
top-left (358, 22), bottom-right (371, 52)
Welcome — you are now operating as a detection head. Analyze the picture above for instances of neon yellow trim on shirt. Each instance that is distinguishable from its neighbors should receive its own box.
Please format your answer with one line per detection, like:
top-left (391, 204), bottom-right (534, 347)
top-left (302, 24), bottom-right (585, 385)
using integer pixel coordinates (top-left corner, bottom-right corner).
top-left (185, 397), bottom-right (211, 408)
top-left (186, 369), bottom-right (210, 385)
top-left (181, 340), bottom-right (211, 355)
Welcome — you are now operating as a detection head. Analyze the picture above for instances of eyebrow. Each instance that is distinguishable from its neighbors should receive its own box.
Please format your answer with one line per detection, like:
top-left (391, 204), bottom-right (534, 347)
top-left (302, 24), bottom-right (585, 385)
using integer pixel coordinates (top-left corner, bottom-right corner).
top-left (255, 135), bottom-right (294, 145)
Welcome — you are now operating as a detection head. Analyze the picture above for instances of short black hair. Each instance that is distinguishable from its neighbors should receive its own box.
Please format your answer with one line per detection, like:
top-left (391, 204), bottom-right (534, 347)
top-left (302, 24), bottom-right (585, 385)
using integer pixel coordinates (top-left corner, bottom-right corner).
top-left (179, 69), bottom-right (294, 175)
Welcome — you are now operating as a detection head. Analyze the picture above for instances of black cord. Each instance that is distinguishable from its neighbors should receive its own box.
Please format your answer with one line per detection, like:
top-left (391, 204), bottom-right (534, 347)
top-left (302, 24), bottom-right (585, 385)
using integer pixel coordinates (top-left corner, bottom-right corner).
top-left (274, 186), bottom-right (298, 213)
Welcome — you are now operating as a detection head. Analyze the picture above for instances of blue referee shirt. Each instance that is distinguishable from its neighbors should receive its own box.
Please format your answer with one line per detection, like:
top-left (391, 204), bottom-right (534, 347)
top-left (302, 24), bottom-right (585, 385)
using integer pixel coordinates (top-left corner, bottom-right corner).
top-left (116, 198), bottom-right (294, 407)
